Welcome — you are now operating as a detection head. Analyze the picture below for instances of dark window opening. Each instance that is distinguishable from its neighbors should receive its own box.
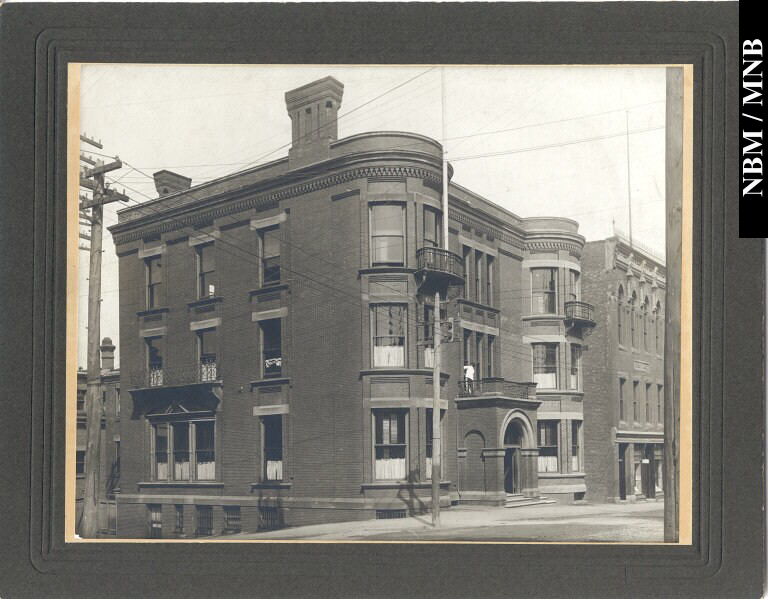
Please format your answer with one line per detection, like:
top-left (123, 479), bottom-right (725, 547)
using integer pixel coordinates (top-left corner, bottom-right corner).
top-left (262, 415), bottom-right (283, 482)
top-left (260, 226), bottom-right (281, 286)
top-left (537, 421), bottom-right (559, 473)
top-left (146, 255), bottom-right (163, 308)
top-left (260, 318), bottom-right (282, 378)
top-left (195, 505), bottom-right (213, 537)
top-left (196, 243), bottom-right (216, 298)
top-left (371, 304), bottom-right (406, 367)
top-left (374, 410), bottom-right (407, 480)
top-left (197, 328), bottom-right (218, 382)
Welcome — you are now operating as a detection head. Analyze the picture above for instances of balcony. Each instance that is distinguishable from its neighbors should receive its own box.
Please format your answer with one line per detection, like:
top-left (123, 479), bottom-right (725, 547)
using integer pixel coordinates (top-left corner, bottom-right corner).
top-left (457, 377), bottom-right (537, 400)
top-left (564, 300), bottom-right (596, 332)
top-left (416, 246), bottom-right (465, 289)
top-left (127, 362), bottom-right (223, 417)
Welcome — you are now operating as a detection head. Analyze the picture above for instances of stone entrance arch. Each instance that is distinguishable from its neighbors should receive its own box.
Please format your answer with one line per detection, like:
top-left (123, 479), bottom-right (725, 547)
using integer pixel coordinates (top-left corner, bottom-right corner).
top-left (500, 411), bottom-right (538, 497)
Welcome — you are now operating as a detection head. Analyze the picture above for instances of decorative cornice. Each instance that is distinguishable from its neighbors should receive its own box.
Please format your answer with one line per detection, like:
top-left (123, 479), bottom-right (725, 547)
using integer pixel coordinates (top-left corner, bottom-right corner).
top-left (112, 165), bottom-right (442, 245)
top-left (524, 240), bottom-right (583, 258)
top-left (447, 209), bottom-right (525, 250)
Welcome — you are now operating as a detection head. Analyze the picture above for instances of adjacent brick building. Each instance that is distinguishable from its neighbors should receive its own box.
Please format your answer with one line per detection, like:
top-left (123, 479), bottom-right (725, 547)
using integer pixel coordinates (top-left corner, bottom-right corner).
top-left (581, 235), bottom-right (665, 503)
top-left (108, 76), bottom-right (595, 537)
top-left (75, 338), bottom-right (121, 534)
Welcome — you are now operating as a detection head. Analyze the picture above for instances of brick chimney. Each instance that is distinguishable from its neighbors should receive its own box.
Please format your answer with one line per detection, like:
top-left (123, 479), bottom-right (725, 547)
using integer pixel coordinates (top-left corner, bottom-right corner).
top-left (100, 337), bottom-right (116, 371)
top-left (153, 170), bottom-right (192, 197)
top-left (285, 76), bottom-right (344, 169)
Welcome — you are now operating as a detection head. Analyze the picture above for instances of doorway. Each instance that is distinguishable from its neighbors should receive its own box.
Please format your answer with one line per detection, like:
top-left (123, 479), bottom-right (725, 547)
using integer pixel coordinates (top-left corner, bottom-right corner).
top-left (618, 443), bottom-right (628, 500)
top-left (504, 448), bottom-right (519, 493)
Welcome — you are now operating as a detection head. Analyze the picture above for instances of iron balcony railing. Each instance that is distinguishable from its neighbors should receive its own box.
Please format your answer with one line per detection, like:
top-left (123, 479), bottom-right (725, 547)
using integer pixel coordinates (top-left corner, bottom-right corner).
top-left (416, 246), bottom-right (465, 281)
top-left (564, 300), bottom-right (596, 325)
top-left (457, 377), bottom-right (537, 399)
top-left (129, 361), bottom-right (220, 389)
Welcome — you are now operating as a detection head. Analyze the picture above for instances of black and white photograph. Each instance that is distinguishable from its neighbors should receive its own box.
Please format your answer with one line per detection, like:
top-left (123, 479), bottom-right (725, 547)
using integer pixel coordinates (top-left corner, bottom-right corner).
top-left (70, 63), bottom-right (690, 543)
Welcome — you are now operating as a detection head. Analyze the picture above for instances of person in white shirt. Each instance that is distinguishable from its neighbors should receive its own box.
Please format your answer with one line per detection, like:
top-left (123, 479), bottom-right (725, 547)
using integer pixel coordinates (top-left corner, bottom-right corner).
top-left (463, 361), bottom-right (475, 393)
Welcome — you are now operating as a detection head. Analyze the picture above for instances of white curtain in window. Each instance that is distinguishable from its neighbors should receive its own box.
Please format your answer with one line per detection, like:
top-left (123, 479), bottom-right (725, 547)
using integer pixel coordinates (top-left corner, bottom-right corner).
top-left (425, 456), bottom-right (432, 479)
top-left (156, 462), bottom-right (168, 480)
top-left (375, 457), bottom-right (406, 480)
top-left (196, 460), bottom-right (215, 480)
top-left (424, 347), bottom-right (435, 368)
top-left (571, 455), bottom-right (580, 472)
top-left (537, 456), bottom-right (558, 473)
top-left (266, 460), bottom-right (283, 481)
top-left (374, 346), bottom-right (404, 367)
top-left (534, 372), bottom-right (557, 389)
top-left (174, 460), bottom-right (190, 480)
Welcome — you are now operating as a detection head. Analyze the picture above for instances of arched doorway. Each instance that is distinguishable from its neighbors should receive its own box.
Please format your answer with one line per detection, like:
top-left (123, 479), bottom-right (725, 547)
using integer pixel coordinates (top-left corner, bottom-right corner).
top-left (503, 420), bottom-right (525, 494)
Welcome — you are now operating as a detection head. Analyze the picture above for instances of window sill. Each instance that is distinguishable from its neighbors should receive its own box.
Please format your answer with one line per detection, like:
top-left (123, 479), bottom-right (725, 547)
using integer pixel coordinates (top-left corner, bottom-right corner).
top-left (137, 307), bottom-right (170, 317)
top-left (250, 481), bottom-right (292, 489)
top-left (538, 472), bottom-right (585, 479)
top-left (359, 266), bottom-right (416, 276)
top-left (250, 283), bottom-right (289, 297)
top-left (360, 368), bottom-right (450, 380)
top-left (187, 296), bottom-right (224, 309)
top-left (250, 377), bottom-right (290, 388)
top-left (137, 481), bottom-right (224, 488)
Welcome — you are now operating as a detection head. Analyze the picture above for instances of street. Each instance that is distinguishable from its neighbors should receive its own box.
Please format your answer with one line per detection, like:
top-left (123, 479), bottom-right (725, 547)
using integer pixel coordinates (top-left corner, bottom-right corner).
top-left (222, 500), bottom-right (665, 543)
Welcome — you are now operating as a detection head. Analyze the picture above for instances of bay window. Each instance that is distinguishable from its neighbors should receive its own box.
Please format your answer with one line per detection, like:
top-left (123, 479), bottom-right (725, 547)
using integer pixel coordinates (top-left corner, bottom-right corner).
top-left (569, 344), bottom-right (581, 390)
top-left (370, 203), bottom-right (405, 266)
top-left (374, 410), bottom-right (407, 480)
top-left (532, 343), bottom-right (558, 389)
top-left (571, 420), bottom-right (581, 472)
top-left (152, 419), bottom-right (215, 482)
top-left (531, 268), bottom-right (557, 314)
top-left (371, 304), bottom-right (406, 367)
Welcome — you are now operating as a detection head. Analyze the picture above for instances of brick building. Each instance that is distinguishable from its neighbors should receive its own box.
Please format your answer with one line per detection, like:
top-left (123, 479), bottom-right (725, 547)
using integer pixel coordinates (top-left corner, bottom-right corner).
top-left (75, 337), bottom-right (121, 534)
top-left (108, 76), bottom-right (595, 538)
top-left (581, 235), bottom-right (665, 503)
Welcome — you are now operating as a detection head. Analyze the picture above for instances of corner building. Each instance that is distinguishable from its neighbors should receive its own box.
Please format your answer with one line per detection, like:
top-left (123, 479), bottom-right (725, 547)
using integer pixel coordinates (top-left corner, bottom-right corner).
top-left (581, 236), bottom-right (665, 503)
top-left (110, 77), bottom-right (595, 537)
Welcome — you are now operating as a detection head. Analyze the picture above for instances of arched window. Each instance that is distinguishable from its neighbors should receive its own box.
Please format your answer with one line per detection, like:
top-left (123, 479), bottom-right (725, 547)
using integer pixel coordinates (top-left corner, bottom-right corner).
top-left (617, 285), bottom-right (625, 344)
top-left (642, 297), bottom-right (650, 351)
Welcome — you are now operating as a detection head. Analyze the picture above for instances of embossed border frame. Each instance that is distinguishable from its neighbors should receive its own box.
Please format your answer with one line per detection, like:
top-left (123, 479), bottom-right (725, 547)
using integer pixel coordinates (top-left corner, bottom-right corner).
top-left (0, 3), bottom-right (760, 598)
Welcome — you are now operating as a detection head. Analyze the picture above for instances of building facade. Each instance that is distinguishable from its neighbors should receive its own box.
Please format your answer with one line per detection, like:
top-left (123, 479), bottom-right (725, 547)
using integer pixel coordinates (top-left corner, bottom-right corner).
top-left (581, 236), bottom-right (666, 503)
top-left (75, 338), bottom-right (121, 534)
top-left (109, 77), bottom-right (594, 538)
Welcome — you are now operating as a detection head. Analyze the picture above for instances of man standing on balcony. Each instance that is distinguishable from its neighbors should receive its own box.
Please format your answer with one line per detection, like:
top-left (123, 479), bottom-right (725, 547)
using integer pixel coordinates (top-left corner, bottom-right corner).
top-left (463, 360), bottom-right (475, 394)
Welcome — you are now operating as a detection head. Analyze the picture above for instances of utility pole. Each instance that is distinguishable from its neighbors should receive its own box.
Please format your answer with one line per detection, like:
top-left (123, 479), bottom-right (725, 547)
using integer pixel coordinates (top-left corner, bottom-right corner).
top-left (79, 135), bottom-right (128, 537)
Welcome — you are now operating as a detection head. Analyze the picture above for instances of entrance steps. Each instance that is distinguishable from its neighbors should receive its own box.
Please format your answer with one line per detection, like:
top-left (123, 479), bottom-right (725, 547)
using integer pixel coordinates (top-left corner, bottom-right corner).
top-left (504, 493), bottom-right (557, 509)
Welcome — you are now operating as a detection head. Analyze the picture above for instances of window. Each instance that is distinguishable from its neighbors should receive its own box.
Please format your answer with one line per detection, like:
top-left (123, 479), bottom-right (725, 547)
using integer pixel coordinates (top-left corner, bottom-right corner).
top-left (262, 415), bottom-right (283, 481)
top-left (475, 250), bottom-right (483, 303)
top-left (658, 385), bottom-right (664, 423)
top-left (152, 419), bottom-right (215, 481)
top-left (422, 305), bottom-right (443, 369)
top-left (633, 381), bottom-right (639, 421)
top-left (146, 255), bottom-right (163, 308)
top-left (462, 246), bottom-right (472, 299)
top-left (371, 304), bottom-right (406, 367)
top-left (197, 328), bottom-right (218, 382)
top-left (174, 505), bottom-right (184, 534)
top-left (571, 420), bottom-right (581, 472)
top-left (537, 421), bottom-right (558, 473)
top-left (532, 343), bottom-right (558, 389)
top-left (224, 506), bottom-right (242, 533)
top-left (630, 292), bottom-right (638, 347)
top-left (370, 204), bottom-right (405, 266)
top-left (475, 333), bottom-right (484, 381)
top-left (645, 383), bottom-right (652, 422)
top-left (568, 269), bottom-right (580, 301)
top-left (195, 505), bottom-right (213, 537)
top-left (260, 319), bottom-right (282, 378)
top-left (77, 389), bottom-right (85, 412)
top-left (374, 410), bottom-right (407, 480)
top-left (116, 386), bottom-right (120, 416)
top-left (76, 450), bottom-right (85, 476)
top-left (486, 256), bottom-right (494, 306)
top-left (149, 505), bottom-right (162, 539)
top-left (260, 226), bottom-right (281, 286)
top-left (196, 242), bottom-right (215, 298)
top-left (195, 421), bottom-right (215, 480)
top-left (146, 336), bottom-right (164, 386)
top-left (617, 285), bottom-right (625, 344)
top-left (569, 345), bottom-right (581, 390)
top-left (486, 335), bottom-right (495, 379)
top-left (423, 206), bottom-right (441, 248)
top-left (642, 298), bottom-right (650, 351)
top-left (619, 378), bottom-right (626, 421)
top-left (531, 268), bottom-right (557, 314)
top-left (655, 302), bottom-right (663, 353)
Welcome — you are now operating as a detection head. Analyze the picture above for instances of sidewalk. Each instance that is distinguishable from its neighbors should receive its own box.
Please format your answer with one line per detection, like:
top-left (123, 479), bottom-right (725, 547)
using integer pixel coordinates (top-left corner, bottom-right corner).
top-left (220, 500), bottom-right (664, 543)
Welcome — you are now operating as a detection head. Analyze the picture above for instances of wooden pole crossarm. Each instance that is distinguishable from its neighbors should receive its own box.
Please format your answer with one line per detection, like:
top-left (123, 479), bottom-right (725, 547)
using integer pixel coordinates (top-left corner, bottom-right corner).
top-left (79, 153), bottom-right (96, 166)
top-left (79, 232), bottom-right (92, 241)
top-left (80, 177), bottom-right (97, 191)
top-left (83, 158), bottom-right (122, 178)
top-left (80, 133), bottom-right (103, 149)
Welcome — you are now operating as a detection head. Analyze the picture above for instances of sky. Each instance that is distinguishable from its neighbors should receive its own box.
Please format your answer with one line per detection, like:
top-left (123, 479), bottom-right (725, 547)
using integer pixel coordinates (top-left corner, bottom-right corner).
top-left (77, 64), bottom-right (669, 368)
